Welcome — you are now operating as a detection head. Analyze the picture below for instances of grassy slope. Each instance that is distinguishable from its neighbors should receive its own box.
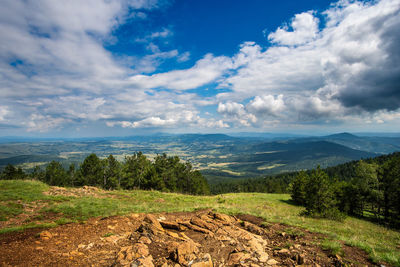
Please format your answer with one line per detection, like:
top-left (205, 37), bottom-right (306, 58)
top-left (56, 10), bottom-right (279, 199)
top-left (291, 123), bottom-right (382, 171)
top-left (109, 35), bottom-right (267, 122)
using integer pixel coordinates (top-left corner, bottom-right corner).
top-left (0, 180), bottom-right (399, 266)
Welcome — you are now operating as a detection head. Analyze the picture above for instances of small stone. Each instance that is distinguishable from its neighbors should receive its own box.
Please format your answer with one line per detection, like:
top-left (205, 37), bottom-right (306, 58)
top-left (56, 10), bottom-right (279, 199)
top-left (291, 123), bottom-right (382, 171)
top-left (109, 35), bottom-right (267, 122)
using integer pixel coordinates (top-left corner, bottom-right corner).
top-left (227, 252), bottom-right (250, 265)
top-left (166, 231), bottom-right (182, 239)
top-left (105, 235), bottom-right (120, 244)
top-left (258, 252), bottom-right (269, 263)
top-left (293, 244), bottom-right (301, 249)
top-left (133, 243), bottom-right (149, 258)
top-left (277, 248), bottom-right (290, 256)
top-left (297, 254), bottom-right (305, 265)
top-left (266, 259), bottom-right (278, 265)
top-left (191, 217), bottom-right (218, 232)
top-left (40, 231), bottom-right (53, 240)
top-left (175, 240), bottom-right (199, 265)
top-left (134, 255), bottom-right (154, 267)
top-left (138, 236), bottom-right (152, 244)
top-left (243, 221), bottom-right (265, 235)
top-left (70, 250), bottom-right (84, 256)
top-left (141, 214), bottom-right (165, 233)
top-left (213, 213), bottom-right (233, 224)
top-left (160, 221), bottom-right (185, 231)
top-left (191, 253), bottom-right (213, 267)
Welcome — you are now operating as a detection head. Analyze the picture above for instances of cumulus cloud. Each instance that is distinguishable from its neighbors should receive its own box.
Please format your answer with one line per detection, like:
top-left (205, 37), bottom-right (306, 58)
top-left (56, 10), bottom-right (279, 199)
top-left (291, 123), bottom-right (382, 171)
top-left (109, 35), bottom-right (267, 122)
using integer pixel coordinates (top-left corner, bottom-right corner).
top-left (247, 95), bottom-right (285, 116)
top-left (1, 0), bottom-right (400, 133)
top-left (129, 54), bottom-right (234, 90)
top-left (221, 0), bottom-right (400, 127)
top-left (0, 0), bottom-right (200, 132)
top-left (26, 114), bottom-right (70, 132)
top-left (217, 102), bottom-right (257, 126)
top-left (268, 11), bottom-right (320, 46)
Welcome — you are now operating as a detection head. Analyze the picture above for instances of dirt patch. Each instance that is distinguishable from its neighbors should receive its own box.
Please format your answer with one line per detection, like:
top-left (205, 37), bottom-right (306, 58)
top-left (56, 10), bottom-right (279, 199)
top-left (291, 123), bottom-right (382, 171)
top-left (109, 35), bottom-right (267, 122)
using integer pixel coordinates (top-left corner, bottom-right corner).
top-left (0, 200), bottom-right (54, 229)
top-left (0, 209), bottom-right (380, 266)
top-left (43, 185), bottom-right (105, 198)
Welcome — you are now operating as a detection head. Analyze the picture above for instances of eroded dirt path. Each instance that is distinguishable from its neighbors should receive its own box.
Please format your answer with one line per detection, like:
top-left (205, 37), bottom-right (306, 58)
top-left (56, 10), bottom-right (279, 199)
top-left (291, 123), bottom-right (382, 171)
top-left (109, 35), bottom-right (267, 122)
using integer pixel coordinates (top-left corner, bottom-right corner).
top-left (0, 209), bottom-right (376, 266)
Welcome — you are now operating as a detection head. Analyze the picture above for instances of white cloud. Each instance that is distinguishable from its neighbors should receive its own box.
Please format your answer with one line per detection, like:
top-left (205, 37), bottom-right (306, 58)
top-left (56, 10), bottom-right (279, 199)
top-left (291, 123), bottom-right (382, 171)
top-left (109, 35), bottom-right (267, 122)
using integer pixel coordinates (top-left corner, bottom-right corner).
top-left (115, 117), bottom-right (176, 128)
top-left (177, 51), bottom-right (191, 62)
top-left (248, 95), bottom-right (285, 116)
top-left (0, 106), bottom-right (9, 121)
top-left (1, 0), bottom-right (400, 133)
top-left (268, 11), bottom-right (320, 46)
top-left (26, 114), bottom-right (70, 132)
top-left (217, 102), bottom-right (257, 126)
top-left (221, 0), bottom-right (400, 127)
top-left (136, 27), bottom-right (173, 43)
top-left (129, 54), bottom-right (234, 90)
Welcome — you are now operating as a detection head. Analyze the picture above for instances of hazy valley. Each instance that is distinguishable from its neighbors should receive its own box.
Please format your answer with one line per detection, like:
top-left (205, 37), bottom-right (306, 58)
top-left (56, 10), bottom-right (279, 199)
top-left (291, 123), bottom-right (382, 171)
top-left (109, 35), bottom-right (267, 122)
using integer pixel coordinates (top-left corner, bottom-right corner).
top-left (1, 132), bottom-right (399, 184)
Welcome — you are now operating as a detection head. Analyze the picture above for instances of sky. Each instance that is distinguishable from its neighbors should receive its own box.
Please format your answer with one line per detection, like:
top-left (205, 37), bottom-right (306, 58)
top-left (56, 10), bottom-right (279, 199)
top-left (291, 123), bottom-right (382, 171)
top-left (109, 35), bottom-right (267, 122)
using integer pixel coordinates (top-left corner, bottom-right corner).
top-left (0, 0), bottom-right (400, 137)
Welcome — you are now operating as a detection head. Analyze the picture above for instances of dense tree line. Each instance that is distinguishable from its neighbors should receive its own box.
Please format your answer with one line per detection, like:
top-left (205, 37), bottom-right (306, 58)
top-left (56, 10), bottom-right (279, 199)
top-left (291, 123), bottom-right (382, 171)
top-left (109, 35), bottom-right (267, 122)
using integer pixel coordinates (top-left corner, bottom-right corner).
top-left (0, 153), bottom-right (210, 195)
top-left (211, 174), bottom-right (294, 195)
top-left (290, 153), bottom-right (400, 225)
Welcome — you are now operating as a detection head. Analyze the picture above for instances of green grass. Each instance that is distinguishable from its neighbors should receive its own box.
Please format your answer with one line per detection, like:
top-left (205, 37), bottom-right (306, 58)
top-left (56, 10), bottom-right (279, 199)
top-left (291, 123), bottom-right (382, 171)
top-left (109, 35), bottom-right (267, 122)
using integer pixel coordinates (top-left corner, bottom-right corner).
top-left (0, 179), bottom-right (49, 201)
top-left (0, 180), bottom-right (399, 266)
top-left (0, 222), bottom-right (58, 234)
top-left (321, 239), bottom-right (343, 256)
top-left (0, 202), bottom-right (24, 221)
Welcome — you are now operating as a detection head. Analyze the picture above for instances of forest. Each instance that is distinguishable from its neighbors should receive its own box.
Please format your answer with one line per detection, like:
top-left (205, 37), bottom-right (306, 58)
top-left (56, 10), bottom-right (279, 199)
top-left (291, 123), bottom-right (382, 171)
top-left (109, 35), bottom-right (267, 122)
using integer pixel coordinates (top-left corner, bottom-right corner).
top-left (2, 150), bottom-right (400, 225)
top-left (0, 152), bottom-right (210, 195)
top-left (290, 153), bottom-right (400, 226)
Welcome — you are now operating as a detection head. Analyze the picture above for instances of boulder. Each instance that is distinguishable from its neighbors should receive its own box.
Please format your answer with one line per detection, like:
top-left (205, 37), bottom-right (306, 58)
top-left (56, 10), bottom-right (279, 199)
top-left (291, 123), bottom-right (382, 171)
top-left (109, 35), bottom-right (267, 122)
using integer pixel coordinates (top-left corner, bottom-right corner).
top-left (174, 240), bottom-right (199, 265)
top-left (190, 217), bottom-right (218, 232)
top-left (242, 221), bottom-right (265, 236)
top-left (190, 253), bottom-right (213, 267)
top-left (131, 255), bottom-right (155, 267)
top-left (212, 212), bottom-right (233, 224)
top-left (144, 214), bottom-right (165, 232)
top-left (227, 252), bottom-right (251, 265)
top-left (266, 258), bottom-right (279, 266)
top-left (160, 221), bottom-right (185, 231)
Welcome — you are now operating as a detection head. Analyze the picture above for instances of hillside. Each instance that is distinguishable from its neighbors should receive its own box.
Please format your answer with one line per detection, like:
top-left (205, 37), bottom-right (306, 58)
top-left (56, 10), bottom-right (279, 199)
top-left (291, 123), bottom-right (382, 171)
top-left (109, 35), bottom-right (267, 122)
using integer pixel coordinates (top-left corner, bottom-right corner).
top-left (1, 133), bottom-right (393, 182)
top-left (0, 180), bottom-right (399, 266)
top-left (208, 140), bottom-right (377, 177)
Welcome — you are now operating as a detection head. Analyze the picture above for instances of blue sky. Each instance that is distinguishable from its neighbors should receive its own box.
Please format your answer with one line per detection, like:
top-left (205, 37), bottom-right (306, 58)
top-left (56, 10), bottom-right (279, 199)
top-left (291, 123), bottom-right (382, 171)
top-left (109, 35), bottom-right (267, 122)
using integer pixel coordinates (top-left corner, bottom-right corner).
top-left (0, 0), bottom-right (400, 137)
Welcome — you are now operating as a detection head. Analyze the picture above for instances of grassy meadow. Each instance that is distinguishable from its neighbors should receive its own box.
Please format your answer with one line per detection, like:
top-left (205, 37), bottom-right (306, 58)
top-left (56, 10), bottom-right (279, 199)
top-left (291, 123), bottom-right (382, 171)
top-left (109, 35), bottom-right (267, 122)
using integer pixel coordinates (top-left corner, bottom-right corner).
top-left (0, 179), bottom-right (399, 266)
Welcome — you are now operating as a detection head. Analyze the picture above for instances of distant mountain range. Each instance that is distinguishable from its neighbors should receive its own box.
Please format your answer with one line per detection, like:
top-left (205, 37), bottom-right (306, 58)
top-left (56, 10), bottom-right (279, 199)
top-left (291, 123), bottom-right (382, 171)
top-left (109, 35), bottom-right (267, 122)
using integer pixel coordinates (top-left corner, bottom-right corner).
top-left (0, 132), bottom-right (399, 181)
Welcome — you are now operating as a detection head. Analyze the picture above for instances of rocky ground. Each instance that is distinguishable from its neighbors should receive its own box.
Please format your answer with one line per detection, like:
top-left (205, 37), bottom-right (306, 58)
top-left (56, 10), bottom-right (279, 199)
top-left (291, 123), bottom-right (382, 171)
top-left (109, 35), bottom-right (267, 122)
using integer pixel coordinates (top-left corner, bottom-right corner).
top-left (0, 208), bottom-right (376, 266)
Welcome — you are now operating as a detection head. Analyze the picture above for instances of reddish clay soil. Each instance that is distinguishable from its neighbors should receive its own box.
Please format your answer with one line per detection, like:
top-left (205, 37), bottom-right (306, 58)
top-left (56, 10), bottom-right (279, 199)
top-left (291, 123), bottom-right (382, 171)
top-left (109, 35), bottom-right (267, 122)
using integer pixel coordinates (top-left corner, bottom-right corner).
top-left (0, 209), bottom-right (379, 267)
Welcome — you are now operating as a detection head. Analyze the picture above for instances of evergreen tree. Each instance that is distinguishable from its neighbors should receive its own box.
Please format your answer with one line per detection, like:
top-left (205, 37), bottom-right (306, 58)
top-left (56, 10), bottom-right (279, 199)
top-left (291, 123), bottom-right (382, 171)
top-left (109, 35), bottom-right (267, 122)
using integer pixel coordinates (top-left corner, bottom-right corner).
top-left (45, 161), bottom-right (67, 186)
top-left (351, 161), bottom-right (379, 216)
top-left (79, 154), bottom-right (103, 186)
top-left (67, 163), bottom-right (76, 187)
top-left (1, 164), bottom-right (17, 180)
top-left (289, 171), bottom-right (309, 205)
top-left (379, 156), bottom-right (400, 222)
top-left (304, 167), bottom-right (338, 218)
top-left (122, 152), bottom-right (153, 189)
top-left (103, 154), bottom-right (121, 189)
top-left (31, 165), bottom-right (45, 181)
